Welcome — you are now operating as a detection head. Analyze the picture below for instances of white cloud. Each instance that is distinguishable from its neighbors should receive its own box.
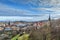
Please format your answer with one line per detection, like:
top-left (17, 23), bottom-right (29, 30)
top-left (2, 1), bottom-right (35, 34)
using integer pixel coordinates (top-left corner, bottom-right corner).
top-left (9, 0), bottom-right (60, 7)
top-left (0, 3), bottom-right (50, 21)
top-left (31, 7), bottom-right (60, 12)
top-left (0, 0), bottom-right (60, 21)
top-left (0, 16), bottom-right (48, 21)
top-left (0, 3), bottom-right (50, 16)
top-left (0, 3), bottom-right (35, 16)
top-left (31, 7), bottom-right (60, 19)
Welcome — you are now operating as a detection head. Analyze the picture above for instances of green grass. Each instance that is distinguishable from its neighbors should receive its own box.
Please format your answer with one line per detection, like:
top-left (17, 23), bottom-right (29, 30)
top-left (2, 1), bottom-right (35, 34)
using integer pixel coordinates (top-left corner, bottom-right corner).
top-left (18, 34), bottom-right (29, 40)
top-left (11, 34), bottom-right (20, 40)
top-left (11, 33), bottom-right (29, 40)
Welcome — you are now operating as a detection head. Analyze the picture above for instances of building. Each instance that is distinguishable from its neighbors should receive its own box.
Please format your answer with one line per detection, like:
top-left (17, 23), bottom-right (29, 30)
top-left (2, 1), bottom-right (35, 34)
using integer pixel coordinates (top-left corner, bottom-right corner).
top-left (0, 27), bottom-right (4, 31)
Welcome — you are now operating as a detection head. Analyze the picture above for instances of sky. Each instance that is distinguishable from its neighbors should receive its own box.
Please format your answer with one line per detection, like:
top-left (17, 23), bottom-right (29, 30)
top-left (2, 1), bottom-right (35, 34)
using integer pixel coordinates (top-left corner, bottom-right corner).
top-left (0, 0), bottom-right (60, 21)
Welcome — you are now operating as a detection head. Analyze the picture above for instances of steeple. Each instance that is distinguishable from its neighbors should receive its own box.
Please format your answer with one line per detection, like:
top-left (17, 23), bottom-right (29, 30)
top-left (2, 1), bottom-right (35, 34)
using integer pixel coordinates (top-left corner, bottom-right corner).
top-left (46, 14), bottom-right (51, 40)
top-left (48, 14), bottom-right (51, 27)
top-left (8, 21), bottom-right (10, 26)
top-left (49, 14), bottom-right (51, 21)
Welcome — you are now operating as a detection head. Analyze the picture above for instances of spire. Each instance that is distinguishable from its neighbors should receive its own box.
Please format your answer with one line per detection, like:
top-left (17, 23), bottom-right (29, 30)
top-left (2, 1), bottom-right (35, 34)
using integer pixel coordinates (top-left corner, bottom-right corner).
top-left (48, 14), bottom-right (51, 27)
top-left (49, 14), bottom-right (51, 21)
top-left (8, 21), bottom-right (10, 25)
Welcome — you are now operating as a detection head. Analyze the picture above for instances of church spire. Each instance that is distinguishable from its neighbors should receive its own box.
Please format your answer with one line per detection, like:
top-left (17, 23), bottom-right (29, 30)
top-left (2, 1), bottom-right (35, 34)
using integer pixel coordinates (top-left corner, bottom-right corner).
top-left (48, 14), bottom-right (51, 27)
top-left (49, 14), bottom-right (51, 21)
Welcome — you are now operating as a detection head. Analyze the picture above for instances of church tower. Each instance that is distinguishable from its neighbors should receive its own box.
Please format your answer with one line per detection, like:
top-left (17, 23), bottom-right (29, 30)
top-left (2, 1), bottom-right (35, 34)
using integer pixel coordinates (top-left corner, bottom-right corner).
top-left (47, 14), bottom-right (51, 27)
top-left (46, 14), bottom-right (52, 40)
top-left (8, 21), bottom-right (10, 26)
top-left (48, 14), bottom-right (51, 27)
top-left (49, 14), bottom-right (51, 21)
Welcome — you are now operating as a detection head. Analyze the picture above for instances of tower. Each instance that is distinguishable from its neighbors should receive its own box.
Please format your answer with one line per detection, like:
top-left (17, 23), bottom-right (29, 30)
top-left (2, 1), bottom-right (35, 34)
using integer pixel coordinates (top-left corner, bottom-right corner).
top-left (8, 21), bottom-right (10, 26)
top-left (48, 14), bottom-right (51, 27)
top-left (47, 14), bottom-right (51, 27)
top-left (49, 14), bottom-right (51, 21)
top-left (46, 14), bottom-right (52, 40)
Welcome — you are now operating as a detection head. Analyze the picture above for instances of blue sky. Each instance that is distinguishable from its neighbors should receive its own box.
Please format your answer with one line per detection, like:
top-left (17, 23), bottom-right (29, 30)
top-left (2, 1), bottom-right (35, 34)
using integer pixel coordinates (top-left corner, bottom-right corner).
top-left (0, 0), bottom-right (60, 21)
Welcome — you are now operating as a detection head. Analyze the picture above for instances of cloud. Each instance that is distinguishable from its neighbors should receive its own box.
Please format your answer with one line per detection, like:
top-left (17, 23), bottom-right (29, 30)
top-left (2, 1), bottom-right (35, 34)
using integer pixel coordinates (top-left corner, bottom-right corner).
top-left (30, 7), bottom-right (60, 19)
top-left (0, 3), bottom-right (36, 16)
top-left (0, 13), bottom-right (50, 21)
top-left (9, 0), bottom-right (60, 8)
top-left (0, 16), bottom-right (33, 21)
top-left (0, 14), bottom-right (60, 21)
top-left (0, 3), bottom-right (50, 21)
top-left (0, 3), bottom-right (49, 16)
top-left (33, 7), bottom-right (60, 12)
top-left (0, 0), bottom-right (60, 21)
top-left (0, 3), bottom-right (50, 16)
